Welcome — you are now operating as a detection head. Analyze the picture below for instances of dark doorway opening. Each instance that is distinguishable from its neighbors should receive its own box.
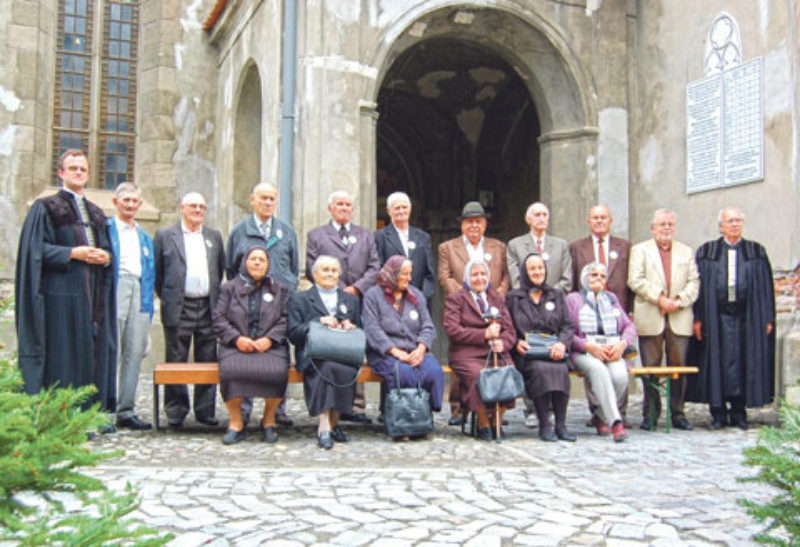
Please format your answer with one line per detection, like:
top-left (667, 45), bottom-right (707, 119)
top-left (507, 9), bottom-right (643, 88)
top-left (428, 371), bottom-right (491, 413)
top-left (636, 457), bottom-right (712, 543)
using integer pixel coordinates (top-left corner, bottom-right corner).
top-left (376, 36), bottom-right (541, 354)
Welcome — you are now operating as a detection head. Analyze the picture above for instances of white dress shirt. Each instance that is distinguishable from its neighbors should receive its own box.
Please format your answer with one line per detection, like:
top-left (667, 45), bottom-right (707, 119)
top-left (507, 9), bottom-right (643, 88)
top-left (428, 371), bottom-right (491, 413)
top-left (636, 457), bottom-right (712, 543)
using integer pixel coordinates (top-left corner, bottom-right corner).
top-left (114, 216), bottom-right (141, 278)
top-left (182, 222), bottom-right (210, 297)
top-left (395, 225), bottom-right (410, 256)
top-left (462, 236), bottom-right (485, 263)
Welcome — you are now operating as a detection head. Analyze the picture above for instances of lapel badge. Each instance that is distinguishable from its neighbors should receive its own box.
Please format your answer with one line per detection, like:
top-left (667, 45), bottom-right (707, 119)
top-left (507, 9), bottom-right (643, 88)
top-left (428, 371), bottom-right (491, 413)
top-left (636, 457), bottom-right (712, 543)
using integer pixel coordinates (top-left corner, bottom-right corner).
top-left (545, 301), bottom-right (555, 311)
top-left (408, 240), bottom-right (416, 250)
top-left (276, 228), bottom-right (283, 239)
top-left (205, 239), bottom-right (213, 248)
top-left (484, 252), bottom-right (492, 261)
top-left (541, 251), bottom-right (550, 261)
top-left (348, 235), bottom-right (357, 245)
top-left (409, 309), bottom-right (419, 320)
top-left (609, 250), bottom-right (619, 260)
top-left (263, 293), bottom-right (274, 303)
top-left (339, 303), bottom-right (348, 314)
top-left (142, 246), bottom-right (150, 257)
top-left (488, 306), bottom-right (499, 316)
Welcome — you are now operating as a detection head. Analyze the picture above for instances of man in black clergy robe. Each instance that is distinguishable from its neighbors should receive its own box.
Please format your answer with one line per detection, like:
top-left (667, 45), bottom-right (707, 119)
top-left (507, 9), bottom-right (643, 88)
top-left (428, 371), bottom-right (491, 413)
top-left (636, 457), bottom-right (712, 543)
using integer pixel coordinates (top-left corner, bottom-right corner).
top-left (687, 206), bottom-right (775, 430)
top-left (15, 149), bottom-right (117, 415)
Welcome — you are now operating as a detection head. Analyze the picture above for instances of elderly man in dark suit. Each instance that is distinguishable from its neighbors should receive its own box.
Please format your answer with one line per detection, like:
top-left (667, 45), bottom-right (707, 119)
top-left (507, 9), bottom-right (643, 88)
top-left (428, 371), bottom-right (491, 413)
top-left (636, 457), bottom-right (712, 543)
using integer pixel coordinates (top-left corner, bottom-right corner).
top-left (375, 191), bottom-right (436, 304)
top-left (305, 189), bottom-right (380, 423)
top-left (507, 201), bottom-right (572, 427)
top-left (154, 192), bottom-right (226, 428)
top-left (569, 204), bottom-right (633, 429)
top-left (438, 201), bottom-right (510, 425)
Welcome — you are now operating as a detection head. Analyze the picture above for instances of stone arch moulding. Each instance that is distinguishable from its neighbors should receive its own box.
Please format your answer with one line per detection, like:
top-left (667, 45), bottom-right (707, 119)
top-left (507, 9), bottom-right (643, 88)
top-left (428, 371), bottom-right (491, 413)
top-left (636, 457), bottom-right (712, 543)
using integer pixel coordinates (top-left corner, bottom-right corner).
top-left (368, 0), bottom-right (598, 134)
top-left (232, 59), bottom-right (263, 219)
top-left (366, 1), bottom-right (600, 239)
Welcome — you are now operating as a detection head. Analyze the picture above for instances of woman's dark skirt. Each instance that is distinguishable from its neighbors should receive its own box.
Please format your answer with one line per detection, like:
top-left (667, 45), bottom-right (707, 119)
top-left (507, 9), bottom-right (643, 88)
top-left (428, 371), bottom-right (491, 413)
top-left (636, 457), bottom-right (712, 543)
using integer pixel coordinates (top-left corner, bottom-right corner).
top-left (449, 357), bottom-right (516, 412)
top-left (218, 347), bottom-right (289, 401)
top-left (303, 360), bottom-right (358, 417)
top-left (516, 357), bottom-right (570, 399)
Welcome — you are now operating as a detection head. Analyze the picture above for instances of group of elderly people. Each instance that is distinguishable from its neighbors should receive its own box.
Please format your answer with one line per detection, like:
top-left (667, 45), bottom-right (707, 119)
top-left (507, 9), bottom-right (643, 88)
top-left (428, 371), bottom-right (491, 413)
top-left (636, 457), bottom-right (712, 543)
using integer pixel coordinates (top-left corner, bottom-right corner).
top-left (213, 243), bottom-right (632, 449)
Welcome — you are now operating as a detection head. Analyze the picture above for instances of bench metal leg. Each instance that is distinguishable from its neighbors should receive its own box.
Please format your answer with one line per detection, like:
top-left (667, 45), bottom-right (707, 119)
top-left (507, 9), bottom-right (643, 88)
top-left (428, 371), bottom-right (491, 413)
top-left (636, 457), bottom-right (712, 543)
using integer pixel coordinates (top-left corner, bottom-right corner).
top-left (647, 375), bottom-right (657, 431)
top-left (153, 380), bottom-right (160, 431)
top-left (664, 378), bottom-right (672, 433)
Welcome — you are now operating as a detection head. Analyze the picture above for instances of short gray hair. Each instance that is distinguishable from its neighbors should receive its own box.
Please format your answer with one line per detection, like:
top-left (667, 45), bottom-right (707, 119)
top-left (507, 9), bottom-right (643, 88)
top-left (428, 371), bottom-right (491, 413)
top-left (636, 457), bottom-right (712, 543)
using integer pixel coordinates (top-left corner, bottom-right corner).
top-left (651, 208), bottom-right (676, 225)
top-left (328, 190), bottom-right (352, 206)
top-left (114, 181), bottom-right (141, 199)
top-left (717, 206), bottom-right (745, 224)
top-left (181, 192), bottom-right (206, 206)
top-left (525, 202), bottom-right (549, 221)
top-left (386, 191), bottom-right (411, 210)
top-left (311, 255), bottom-right (342, 275)
top-left (252, 182), bottom-right (277, 195)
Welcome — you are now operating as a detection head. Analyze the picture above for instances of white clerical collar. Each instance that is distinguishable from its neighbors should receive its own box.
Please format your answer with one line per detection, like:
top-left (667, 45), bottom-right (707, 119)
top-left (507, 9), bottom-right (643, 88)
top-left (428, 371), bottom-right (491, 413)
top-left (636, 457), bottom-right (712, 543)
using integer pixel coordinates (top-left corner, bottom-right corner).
top-left (332, 220), bottom-right (351, 232)
top-left (181, 221), bottom-right (202, 234)
top-left (724, 237), bottom-right (741, 247)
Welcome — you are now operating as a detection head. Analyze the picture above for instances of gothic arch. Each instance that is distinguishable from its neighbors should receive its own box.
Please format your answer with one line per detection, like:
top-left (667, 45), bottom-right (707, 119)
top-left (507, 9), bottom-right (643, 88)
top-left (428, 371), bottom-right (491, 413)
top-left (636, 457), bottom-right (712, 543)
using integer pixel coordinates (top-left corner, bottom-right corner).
top-left (232, 60), bottom-right (262, 216)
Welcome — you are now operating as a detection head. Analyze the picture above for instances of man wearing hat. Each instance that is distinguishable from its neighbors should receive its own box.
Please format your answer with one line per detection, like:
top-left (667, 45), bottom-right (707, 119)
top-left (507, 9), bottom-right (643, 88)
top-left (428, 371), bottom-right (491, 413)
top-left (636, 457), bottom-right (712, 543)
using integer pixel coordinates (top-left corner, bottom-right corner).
top-left (438, 201), bottom-right (511, 425)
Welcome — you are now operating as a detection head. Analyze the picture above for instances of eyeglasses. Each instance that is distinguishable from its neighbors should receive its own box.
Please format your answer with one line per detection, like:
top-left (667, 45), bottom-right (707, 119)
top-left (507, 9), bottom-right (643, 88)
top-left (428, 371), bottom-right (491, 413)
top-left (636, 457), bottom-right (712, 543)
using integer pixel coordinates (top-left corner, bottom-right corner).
top-left (65, 166), bottom-right (88, 173)
top-left (722, 218), bottom-right (744, 225)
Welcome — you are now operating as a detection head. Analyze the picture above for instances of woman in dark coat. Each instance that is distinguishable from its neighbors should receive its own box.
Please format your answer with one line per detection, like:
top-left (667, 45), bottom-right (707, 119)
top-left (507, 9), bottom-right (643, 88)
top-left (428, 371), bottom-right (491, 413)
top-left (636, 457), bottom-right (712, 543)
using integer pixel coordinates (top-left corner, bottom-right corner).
top-left (506, 253), bottom-right (576, 442)
top-left (212, 246), bottom-right (290, 445)
top-left (288, 254), bottom-right (362, 450)
top-left (443, 259), bottom-right (516, 440)
top-left (363, 256), bottom-right (445, 438)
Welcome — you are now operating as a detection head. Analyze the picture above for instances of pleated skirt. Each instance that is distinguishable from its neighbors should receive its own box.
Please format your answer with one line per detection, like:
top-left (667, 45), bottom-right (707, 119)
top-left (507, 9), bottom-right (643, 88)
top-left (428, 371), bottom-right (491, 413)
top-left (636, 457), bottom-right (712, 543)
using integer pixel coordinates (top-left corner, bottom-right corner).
top-left (218, 347), bottom-right (289, 401)
top-left (516, 357), bottom-right (570, 399)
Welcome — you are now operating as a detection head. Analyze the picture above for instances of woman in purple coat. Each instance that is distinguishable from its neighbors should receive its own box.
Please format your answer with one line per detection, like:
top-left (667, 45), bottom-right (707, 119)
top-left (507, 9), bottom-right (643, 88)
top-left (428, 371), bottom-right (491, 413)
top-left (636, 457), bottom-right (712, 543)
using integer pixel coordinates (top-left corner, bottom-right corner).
top-left (566, 261), bottom-right (637, 442)
top-left (443, 259), bottom-right (516, 440)
top-left (212, 246), bottom-right (290, 445)
top-left (363, 256), bottom-right (445, 437)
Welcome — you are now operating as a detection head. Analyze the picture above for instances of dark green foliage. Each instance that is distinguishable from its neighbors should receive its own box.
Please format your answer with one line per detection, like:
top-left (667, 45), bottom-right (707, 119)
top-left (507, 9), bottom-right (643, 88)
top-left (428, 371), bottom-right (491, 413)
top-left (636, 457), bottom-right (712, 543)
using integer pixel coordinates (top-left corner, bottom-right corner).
top-left (739, 400), bottom-right (800, 546)
top-left (0, 309), bottom-right (171, 546)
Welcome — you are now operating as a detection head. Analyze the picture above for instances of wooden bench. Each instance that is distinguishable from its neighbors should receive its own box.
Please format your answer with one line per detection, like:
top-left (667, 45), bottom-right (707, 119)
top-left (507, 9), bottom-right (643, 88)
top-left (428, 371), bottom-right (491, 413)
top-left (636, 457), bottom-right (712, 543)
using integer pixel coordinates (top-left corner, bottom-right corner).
top-left (153, 362), bottom-right (453, 430)
top-left (629, 366), bottom-right (699, 432)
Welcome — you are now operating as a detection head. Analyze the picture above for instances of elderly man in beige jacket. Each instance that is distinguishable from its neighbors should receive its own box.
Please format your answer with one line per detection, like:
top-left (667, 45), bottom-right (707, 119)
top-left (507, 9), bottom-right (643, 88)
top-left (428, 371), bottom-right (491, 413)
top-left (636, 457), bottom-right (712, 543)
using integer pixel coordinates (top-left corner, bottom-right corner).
top-left (628, 209), bottom-right (700, 431)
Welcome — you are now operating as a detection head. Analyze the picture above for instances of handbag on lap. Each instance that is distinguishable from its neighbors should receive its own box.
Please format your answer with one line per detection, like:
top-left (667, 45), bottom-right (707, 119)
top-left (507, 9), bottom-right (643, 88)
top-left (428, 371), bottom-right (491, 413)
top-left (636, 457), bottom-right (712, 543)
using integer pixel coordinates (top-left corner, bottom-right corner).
top-left (384, 361), bottom-right (434, 437)
top-left (305, 321), bottom-right (366, 368)
top-left (523, 332), bottom-right (569, 362)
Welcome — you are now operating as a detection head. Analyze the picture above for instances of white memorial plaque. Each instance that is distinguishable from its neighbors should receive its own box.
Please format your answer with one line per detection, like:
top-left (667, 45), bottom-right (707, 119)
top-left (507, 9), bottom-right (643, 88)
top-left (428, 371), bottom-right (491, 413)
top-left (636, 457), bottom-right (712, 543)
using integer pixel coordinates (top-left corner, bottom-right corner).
top-left (686, 75), bottom-right (723, 193)
top-left (722, 59), bottom-right (763, 186)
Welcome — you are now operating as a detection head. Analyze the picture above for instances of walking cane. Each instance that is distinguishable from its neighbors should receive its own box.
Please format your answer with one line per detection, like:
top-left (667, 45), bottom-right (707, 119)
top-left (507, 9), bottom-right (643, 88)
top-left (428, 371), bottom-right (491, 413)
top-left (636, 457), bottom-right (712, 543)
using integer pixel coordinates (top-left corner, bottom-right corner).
top-left (493, 346), bottom-right (501, 442)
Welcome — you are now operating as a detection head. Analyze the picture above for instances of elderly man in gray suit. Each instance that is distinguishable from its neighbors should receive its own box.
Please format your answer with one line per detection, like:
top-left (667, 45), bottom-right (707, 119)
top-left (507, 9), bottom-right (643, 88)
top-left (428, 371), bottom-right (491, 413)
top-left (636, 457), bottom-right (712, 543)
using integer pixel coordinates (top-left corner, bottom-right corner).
top-left (226, 181), bottom-right (299, 427)
top-left (306, 190), bottom-right (381, 423)
top-left (507, 201), bottom-right (572, 427)
top-left (154, 192), bottom-right (225, 428)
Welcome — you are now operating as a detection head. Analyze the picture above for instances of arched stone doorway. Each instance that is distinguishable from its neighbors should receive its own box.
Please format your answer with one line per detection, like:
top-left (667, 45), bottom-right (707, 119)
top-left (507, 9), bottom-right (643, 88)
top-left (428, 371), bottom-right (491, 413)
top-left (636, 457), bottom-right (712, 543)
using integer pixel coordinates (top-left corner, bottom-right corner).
top-left (232, 62), bottom-right (262, 217)
top-left (371, 5), bottom-right (597, 355)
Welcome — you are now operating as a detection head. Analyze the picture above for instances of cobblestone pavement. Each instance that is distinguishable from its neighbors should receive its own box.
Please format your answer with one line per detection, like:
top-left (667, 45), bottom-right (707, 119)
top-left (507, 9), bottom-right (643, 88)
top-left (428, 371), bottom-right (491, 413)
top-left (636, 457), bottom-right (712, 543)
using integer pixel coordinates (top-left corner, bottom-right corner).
top-left (87, 373), bottom-right (777, 546)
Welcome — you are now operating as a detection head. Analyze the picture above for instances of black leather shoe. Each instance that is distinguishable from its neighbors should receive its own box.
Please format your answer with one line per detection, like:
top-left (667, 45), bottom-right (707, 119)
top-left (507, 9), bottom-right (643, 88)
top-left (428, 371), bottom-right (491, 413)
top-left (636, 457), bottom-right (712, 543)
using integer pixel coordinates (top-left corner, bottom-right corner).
top-left (673, 417), bottom-right (694, 431)
top-left (168, 419), bottom-right (184, 429)
top-left (448, 415), bottom-right (465, 426)
top-left (339, 412), bottom-right (372, 424)
top-left (98, 423), bottom-right (116, 435)
top-left (242, 413), bottom-right (251, 427)
top-left (117, 415), bottom-right (152, 430)
top-left (196, 416), bottom-right (219, 426)
top-left (276, 413), bottom-right (294, 427)
top-left (730, 417), bottom-right (748, 430)
top-left (710, 417), bottom-right (725, 430)
top-left (639, 420), bottom-right (655, 431)
top-left (377, 413), bottom-right (384, 424)
top-left (539, 429), bottom-right (557, 442)
top-left (262, 426), bottom-right (279, 443)
top-left (502, 419), bottom-right (509, 426)
top-left (318, 431), bottom-right (333, 450)
top-left (222, 428), bottom-right (247, 445)
top-left (556, 428), bottom-right (577, 442)
top-left (331, 425), bottom-right (349, 443)
top-left (476, 427), bottom-right (493, 441)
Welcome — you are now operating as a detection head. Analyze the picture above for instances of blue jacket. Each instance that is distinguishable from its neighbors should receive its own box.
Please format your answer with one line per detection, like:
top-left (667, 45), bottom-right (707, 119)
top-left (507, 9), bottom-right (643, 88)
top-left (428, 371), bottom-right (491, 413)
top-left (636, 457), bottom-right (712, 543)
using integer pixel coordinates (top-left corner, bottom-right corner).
top-left (108, 217), bottom-right (155, 318)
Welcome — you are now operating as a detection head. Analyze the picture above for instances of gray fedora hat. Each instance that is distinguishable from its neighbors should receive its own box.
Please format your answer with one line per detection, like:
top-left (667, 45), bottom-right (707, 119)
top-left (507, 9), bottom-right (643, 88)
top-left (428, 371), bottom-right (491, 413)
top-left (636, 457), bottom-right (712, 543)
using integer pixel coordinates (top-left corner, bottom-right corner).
top-left (459, 201), bottom-right (490, 220)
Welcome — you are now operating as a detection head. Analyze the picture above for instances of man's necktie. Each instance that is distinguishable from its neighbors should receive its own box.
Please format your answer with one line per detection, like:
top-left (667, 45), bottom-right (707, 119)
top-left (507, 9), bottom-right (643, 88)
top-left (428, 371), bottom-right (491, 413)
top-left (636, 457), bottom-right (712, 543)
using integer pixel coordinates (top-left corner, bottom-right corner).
top-left (339, 225), bottom-right (348, 246)
top-left (537, 238), bottom-right (543, 253)
top-left (598, 238), bottom-right (606, 266)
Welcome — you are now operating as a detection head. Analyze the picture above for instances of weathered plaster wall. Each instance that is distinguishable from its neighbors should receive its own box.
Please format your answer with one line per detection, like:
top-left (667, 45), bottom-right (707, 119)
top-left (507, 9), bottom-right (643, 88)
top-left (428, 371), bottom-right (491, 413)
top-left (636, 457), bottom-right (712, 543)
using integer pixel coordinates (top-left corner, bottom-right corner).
top-left (0, 0), bottom-right (56, 279)
top-left (138, 0), bottom-right (220, 229)
top-left (629, 0), bottom-right (799, 269)
top-left (210, 0), bottom-right (283, 237)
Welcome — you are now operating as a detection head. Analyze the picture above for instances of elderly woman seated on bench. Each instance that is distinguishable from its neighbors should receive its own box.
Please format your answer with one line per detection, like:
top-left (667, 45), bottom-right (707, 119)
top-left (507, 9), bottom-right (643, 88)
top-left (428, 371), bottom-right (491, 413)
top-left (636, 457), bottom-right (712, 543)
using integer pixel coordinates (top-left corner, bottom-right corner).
top-left (566, 261), bottom-right (637, 443)
top-left (212, 246), bottom-right (290, 445)
top-left (363, 256), bottom-right (445, 440)
top-left (288, 255), bottom-right (362, 450)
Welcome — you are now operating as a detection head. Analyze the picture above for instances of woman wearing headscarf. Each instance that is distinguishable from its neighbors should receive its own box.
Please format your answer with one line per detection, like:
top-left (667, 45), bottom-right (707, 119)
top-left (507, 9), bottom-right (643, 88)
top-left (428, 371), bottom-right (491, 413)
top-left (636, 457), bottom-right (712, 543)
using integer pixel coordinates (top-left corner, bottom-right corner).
top-left (363, 255), bottom-right (445, 438)
top-left (506, 254), bottom-right (576, 442)
top-left (212, 246), bottom-right (290, 445)
top-left (566, 261), bottom-right (637, 442)
top-left (443, 259), bottom-right (516, 440)
top-left (288, 255), bottom-right (362, 450)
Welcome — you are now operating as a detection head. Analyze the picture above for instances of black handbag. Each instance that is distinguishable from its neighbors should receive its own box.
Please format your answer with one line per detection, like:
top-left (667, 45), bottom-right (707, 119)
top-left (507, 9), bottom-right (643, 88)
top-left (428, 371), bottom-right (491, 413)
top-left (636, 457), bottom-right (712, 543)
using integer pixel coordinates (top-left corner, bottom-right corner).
top-left (384, 362), bottom-right (434, 437)
top-left (523, 332), bottom-right (569, 362)
top-left (477, 351), bottom-right (525, 404)
top-left (305, 321), bottom-right (366, 368)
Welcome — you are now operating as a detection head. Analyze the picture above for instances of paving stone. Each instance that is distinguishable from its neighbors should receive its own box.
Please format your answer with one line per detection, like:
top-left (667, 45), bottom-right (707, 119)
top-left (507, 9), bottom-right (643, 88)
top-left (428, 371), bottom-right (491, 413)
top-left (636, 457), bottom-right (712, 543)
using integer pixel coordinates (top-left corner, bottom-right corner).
top-left (609, 523), bottom-right (647, 539)
top-left (168, 532), bottom-right (216, 546)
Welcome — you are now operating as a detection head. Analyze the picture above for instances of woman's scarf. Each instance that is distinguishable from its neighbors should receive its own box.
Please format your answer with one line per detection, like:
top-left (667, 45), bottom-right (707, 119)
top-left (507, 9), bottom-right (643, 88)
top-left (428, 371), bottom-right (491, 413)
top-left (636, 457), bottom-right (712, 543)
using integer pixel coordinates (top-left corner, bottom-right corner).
top-left (518, 253), bottom-right (548, 293)
top-left (377, 255), bottom-right (418, 309)
top-left (578, 262), bottom-right (617, 335)
top-left (238, 246), bottom-right (273, 295)
top-left (461, 259), bottom-right (491, 314)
